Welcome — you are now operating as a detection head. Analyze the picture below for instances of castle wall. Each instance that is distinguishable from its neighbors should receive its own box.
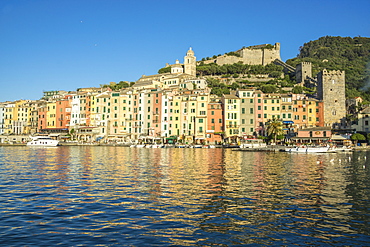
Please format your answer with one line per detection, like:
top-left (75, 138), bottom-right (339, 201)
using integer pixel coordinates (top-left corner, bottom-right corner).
top-left (202, 43), bottom-right (281, 66)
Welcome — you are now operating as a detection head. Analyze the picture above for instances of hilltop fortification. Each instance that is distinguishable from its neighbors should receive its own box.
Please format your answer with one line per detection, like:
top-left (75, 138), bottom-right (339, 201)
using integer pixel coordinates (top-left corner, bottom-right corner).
top-left (202, 43), bottom-right (281, 66)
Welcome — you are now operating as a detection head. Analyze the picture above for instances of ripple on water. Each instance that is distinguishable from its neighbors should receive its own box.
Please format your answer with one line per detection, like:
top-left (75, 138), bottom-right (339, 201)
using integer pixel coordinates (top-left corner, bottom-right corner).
top-left (0, 147), bottom-right (369, 246)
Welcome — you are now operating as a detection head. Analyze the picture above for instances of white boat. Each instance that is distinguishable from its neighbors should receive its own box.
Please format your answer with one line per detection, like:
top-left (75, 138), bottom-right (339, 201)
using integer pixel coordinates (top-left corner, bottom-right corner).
top-left (285, 146), bottom-right (330, 153)
top-left (240, 139), bottom-right (267, 149)
top-left (27, 136), bottom-right (59, 147)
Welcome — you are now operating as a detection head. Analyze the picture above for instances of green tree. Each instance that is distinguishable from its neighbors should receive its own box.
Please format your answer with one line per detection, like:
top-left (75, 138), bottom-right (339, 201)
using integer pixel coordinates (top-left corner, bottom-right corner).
top-left (265, 118), bottom-right (284, 144)
top-left (69, 129), bottom-right (76, 140)
top-left (158, 67), bottom-right (171, 74)
top-left (351, 133), bottom-right (366, 145)
top-left (292, 86), bottom-right (304, 94)
top-left (260, 84), bottom-right (277, 93)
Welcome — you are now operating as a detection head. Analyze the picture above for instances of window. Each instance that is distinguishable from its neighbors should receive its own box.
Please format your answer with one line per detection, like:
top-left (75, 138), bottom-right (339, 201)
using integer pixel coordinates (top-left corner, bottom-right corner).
top-left (199, 119), bottom-right (203, 123)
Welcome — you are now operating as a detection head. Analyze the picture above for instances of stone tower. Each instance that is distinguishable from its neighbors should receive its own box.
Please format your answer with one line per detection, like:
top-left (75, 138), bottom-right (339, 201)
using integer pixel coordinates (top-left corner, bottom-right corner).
top-left (184, 47), bottom-right (196, 77)
top-left (296, 62), bottom-right (312, 86)
top-left (317, 69), bottom-right (346, 128)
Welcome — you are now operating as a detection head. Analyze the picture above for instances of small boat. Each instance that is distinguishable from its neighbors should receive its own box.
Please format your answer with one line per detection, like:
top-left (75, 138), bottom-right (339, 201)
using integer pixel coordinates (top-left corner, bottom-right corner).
top-left (285, 146), bottom-right (330, 153)
top-left (239, 139), bottom-right (267, 149)
top-left (27, 136), bottom-right (59, 147)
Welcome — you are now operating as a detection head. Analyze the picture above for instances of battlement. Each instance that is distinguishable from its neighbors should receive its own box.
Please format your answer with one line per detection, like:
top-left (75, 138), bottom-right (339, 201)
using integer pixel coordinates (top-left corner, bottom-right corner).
top-left (321, 69), bottom-right (345, 76)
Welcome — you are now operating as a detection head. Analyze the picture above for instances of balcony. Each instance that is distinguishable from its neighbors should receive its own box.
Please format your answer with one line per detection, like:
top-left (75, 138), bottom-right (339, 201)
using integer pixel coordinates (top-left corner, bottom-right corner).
top-left (227, 125), bottom-right (239, 128)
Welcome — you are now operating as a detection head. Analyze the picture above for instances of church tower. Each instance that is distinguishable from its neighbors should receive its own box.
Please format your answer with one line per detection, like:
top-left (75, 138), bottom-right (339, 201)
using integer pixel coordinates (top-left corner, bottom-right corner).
top-left (317, 69), bottom-right (346, 128)
top-left (184, 47), bottom-right (196, 77)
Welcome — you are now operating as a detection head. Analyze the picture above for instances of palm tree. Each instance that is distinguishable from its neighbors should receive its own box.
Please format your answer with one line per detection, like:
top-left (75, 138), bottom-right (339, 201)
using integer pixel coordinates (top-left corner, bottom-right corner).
top-left (266, 118), bottom-right (284, 144)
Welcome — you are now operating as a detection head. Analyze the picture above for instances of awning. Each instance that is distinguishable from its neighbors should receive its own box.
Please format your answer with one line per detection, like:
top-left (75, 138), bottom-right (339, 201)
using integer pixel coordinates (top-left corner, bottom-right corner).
top-left (283, 121), bottom-right (294, 124)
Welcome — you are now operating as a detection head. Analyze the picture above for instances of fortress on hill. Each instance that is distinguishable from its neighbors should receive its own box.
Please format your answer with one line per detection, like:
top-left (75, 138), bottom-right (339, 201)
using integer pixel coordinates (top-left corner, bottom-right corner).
top-left (202, 43), bottom-right (281, 66)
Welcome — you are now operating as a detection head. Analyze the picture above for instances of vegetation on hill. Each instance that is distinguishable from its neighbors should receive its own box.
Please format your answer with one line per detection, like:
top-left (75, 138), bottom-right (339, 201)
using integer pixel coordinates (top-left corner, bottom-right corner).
top-left (196, 62), bottom-right (283, 78)
top-left (286, 36), bottom-right (370, 100)
top-left (122, 36), bottom-right (370, 100)
top-left (195, 62), bottom-right (299, 96)
top-left (100, 81), bottom-right (135, 90)
top-left (158, 67), bottom-right (171, 74)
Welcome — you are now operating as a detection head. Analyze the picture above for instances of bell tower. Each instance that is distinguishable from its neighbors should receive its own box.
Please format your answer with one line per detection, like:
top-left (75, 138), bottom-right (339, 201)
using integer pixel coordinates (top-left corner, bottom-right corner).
top-left (184, 47), bottom-right (196, 77)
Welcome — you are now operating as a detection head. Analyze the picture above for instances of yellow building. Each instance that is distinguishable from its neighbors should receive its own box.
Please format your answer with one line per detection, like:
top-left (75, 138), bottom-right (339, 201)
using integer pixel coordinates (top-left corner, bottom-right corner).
top-left (222, 94), bottom-right (240, 141)
top-left (171, 95), bottom-right (182, 138)
top-left (46, 101), bottom-right (57, 129)
top-left (4, 102), bottom-right (15, 134)
top-left (195, 93), bottom-right (209, 143)
top-left (306, 98), bottom-right (319, 127)
top-left (263, 94), bottom-right (281, 121)
top-left (109, 92), bottom-right (121, 138)
top-left (119, 92), bottom-right (130, 139)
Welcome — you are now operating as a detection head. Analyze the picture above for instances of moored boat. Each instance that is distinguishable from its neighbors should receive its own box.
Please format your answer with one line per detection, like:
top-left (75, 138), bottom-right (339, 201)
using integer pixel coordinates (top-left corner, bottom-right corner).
top-left (27, 136), bottom-right (59, 147)
top-left (285, 146), bottom-right (330, 153)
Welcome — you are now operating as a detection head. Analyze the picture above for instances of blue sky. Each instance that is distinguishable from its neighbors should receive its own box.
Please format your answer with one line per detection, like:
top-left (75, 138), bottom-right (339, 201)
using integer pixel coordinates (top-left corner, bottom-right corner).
top-left (0, 0), bottom-right (369, 101)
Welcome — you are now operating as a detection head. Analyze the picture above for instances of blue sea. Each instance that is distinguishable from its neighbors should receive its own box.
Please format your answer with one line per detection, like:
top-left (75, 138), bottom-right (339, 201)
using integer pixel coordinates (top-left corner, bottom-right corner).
top-left (0, 146), bottom-right (369, 246)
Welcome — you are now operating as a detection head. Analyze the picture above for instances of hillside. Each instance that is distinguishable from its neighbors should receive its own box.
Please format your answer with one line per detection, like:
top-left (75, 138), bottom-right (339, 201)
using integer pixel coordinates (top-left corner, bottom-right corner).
top-left (154, 36), bottom-right (370, 99)
top-left (286, 36), bottom-right (370, 100)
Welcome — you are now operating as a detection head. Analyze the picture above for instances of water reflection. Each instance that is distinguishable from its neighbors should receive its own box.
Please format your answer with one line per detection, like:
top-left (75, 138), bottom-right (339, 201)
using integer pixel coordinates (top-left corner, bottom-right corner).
top-left (0, 146), bottom-right (369, 246)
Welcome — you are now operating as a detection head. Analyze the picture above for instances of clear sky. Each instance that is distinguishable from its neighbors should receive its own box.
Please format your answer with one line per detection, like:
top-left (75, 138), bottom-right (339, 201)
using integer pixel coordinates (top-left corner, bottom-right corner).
top-left (0, 0), bottom-right (369, 101)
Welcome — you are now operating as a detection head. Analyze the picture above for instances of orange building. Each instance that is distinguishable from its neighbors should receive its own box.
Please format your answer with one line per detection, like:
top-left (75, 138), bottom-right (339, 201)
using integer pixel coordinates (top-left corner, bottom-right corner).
top-left (151, 91), bottom-right (162, 137)
top-left (206, 97), bottom-right (223, 144)
top-left (55, 96), bottom-right (72, 129)
top-left (37, 103), bottom-right (47, 132)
